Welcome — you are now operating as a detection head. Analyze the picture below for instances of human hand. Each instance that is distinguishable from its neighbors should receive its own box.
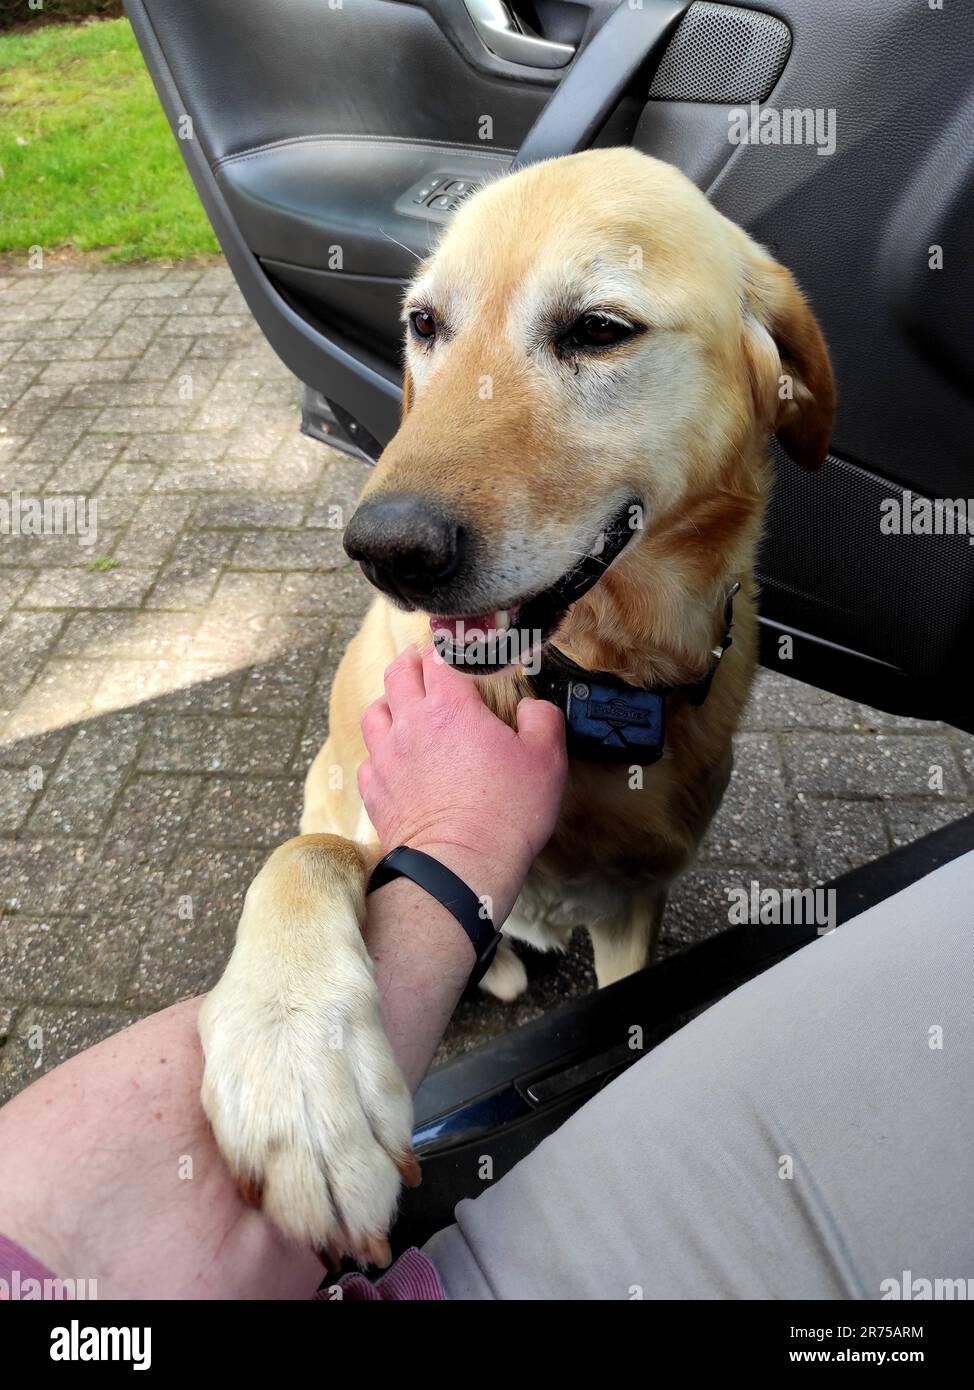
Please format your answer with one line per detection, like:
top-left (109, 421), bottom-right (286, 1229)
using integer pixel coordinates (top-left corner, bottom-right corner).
top-left (357, 644), bottom-right (567, 922)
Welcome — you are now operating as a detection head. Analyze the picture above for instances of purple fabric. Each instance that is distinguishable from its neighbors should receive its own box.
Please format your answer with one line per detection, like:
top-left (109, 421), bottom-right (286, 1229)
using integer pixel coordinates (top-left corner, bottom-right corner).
top-left (0, 1232), bottom-right (444, 1301)
top-left (0, 1234), bottom-right (72, 1299)
top-left (318, 1247), bottom-right (446, 1301)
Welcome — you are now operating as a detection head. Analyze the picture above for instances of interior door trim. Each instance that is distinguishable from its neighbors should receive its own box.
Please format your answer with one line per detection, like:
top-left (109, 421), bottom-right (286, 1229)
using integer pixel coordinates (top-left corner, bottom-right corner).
top-left (126, 0), bottom-right (404, 443)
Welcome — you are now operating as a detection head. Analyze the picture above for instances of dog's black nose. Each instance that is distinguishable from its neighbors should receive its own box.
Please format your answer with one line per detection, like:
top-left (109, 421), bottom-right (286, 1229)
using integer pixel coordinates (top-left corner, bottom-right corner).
top-left (343, 494), bottom-right (463, 603)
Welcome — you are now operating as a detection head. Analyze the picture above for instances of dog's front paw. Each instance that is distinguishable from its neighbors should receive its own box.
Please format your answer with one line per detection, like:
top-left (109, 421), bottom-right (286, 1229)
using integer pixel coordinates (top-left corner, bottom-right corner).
top-left (198, 838), bottom-right (418, 1266)
top-left (199, 960), bottom-right (417, 1265)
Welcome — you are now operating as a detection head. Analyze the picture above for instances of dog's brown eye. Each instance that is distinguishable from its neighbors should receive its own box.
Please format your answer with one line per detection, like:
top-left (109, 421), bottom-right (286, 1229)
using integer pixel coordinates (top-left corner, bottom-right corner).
top-left (567, 313), bottom-right (635, 350)
top-left (410, 310), bottom-right (437, 342)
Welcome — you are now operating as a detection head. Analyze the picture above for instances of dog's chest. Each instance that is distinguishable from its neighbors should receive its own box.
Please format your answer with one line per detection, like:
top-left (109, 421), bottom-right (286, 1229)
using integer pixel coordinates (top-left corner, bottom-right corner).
top-left (505, 863), bottom-right (632, 951)
top-left (503, 734), bottom-right (727, 951)
top-left (507, 776), bottom-right (672, 939)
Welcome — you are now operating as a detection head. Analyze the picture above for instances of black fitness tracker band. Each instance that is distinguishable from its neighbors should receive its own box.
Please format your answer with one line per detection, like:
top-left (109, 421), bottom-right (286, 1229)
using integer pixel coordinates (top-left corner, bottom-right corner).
top-left (366, 846), bottom-right (503, 987)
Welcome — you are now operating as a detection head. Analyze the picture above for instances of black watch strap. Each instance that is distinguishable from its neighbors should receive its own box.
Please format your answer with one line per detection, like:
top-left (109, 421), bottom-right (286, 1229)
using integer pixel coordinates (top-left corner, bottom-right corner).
top-left (366, 846), bottom-right (503, 987)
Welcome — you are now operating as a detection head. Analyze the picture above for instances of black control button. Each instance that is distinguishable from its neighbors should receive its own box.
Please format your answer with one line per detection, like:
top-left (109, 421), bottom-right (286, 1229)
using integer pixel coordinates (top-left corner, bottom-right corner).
top-left (412, 176), bottom-right (445, 204)
top-left (428, 194), bottom-right (453, 211)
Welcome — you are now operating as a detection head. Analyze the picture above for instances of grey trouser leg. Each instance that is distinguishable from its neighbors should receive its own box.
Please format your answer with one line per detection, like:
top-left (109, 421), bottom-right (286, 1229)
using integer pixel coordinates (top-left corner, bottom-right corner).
top-left (423, 849), bottom-right (974, 1299)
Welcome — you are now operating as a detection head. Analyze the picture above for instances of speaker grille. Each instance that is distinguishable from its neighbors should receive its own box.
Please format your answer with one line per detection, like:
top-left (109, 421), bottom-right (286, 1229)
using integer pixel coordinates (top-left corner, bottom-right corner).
top-left (648, 2), bottom-right (792, 105)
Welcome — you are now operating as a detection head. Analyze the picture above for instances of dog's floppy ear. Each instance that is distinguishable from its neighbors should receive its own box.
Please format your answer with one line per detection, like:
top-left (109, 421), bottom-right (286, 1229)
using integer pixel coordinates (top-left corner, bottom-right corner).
top-left (740, 246), bottom-right (835, 471)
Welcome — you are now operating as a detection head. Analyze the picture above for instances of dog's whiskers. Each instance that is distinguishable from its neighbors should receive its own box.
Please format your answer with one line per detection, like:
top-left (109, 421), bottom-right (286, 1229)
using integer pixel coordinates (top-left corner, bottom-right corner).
top-left (378, 227), bottom-right (423, 263)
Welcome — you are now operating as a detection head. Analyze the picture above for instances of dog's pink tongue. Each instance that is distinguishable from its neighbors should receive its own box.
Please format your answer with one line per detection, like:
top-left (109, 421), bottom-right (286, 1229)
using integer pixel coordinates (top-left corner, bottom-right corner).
top-left (430, 614), bottom-right (491, 641)
top-left (430, 609), bottom-right (519, 642)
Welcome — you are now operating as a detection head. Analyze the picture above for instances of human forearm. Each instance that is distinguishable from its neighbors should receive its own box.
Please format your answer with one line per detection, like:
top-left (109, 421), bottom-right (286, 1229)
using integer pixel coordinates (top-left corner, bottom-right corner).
top-left (363, 841), bottom-right (528, 1093)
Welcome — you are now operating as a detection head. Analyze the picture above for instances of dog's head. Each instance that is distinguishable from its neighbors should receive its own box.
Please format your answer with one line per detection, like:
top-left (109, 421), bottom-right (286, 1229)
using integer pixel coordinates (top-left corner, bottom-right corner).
top-left (344, 148), bottom-right (834, 674)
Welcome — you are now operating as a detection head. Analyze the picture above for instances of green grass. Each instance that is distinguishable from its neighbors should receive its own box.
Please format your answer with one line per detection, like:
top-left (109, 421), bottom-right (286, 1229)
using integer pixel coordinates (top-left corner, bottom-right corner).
top-left (0, 18), bottom-right (219, 260)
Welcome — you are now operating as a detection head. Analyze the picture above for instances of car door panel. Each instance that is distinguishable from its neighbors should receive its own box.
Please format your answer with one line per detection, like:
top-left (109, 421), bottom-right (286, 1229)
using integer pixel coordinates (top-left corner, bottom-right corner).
top-left (215, 136), bottom-right (512, 280)
top-left (137, 0), bottom-right (555, 162)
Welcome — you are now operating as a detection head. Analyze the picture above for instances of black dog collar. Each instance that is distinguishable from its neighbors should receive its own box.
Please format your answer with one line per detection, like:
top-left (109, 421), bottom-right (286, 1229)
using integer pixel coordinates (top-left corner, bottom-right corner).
top-left (367, 846), bottom-right (503, 987)
top-left (530, 582), bottom-right (741, 765)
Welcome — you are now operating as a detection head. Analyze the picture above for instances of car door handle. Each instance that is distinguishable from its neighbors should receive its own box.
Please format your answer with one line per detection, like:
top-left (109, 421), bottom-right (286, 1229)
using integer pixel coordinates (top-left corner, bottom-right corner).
top-left (462, 0), bottom-right (575, 70)
top-left (512, 0), bottom-right (690, 168)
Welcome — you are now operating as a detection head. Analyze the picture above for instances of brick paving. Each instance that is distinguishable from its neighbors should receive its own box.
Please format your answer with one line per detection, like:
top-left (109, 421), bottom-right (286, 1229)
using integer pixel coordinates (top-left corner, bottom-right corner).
top-left (1, 258), bottom-right (973, 1103)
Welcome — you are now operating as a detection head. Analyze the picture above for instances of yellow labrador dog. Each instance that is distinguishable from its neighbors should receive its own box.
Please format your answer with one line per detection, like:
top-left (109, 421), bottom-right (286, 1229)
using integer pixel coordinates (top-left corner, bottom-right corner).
top-left (198, 148), bottom-right (834, 1257)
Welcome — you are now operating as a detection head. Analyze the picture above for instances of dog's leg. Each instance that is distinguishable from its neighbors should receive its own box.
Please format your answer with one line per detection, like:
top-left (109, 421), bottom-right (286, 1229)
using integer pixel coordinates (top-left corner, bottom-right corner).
top-left (479, 938), bottom-right (529, 1002)
top-left (197, 832), bottom-right (415, 1261)
top-left (588, 887), bottom-right (668, 988)
top-left (479, 890), bottom-right (577, 1003)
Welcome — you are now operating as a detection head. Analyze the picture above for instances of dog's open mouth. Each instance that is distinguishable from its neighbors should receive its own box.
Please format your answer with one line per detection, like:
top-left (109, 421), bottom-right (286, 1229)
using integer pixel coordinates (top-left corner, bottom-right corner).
top-left (430, 499), bottom-right (640, 675)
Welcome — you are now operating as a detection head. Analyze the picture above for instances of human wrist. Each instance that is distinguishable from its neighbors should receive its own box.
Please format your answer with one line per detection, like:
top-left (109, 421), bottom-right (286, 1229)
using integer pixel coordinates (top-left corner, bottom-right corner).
top-left (390, 836), bottom-right (529, 927)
